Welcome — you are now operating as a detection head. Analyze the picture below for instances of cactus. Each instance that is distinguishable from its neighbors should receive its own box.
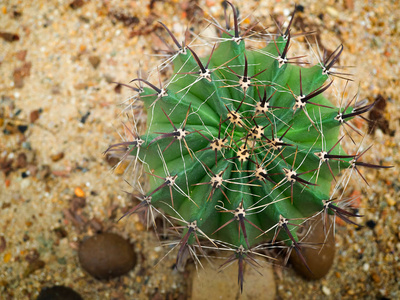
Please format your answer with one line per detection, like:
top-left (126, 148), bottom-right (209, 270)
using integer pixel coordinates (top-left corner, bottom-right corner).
top-left (105, 2), bottom-right (391, 292)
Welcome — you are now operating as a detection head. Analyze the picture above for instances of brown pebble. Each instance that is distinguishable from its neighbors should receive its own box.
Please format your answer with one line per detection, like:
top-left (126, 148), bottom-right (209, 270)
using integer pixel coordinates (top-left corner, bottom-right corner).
top-left (73, 82), bottom-right (87, 90)
top-left (54, 227), bottom-right (68, 239)
top-left (24, 259), bottom-right (45, 277)
top-left (71, 196), bottom-right (86, 211)
top-left (15, 50), bottom-right (27, 61)
top-left (114, 83), bottom-right (122, 94)
top-left (0, 31), bottom-right (20, 42)
top-left (290, 214), bottom-right (335, 280)
top-left (371, 272), bottom-right (381, 283)
top-left (78, 232), bottom-right (136, 279)
top-left (27, 164), bottom-right (38, 177)
top-left (38, 165), bottom-right (51, 180)
top-left (13, 62), bottom-right (32, 88)
top-left (88, 55), bottom-right (101, 69)
top-left (16, 153), bottom-right (28, 168)
top-left (30, 109), bottom-right (41, 123)
top-left (0, 236), bottom-right (6, 253)
top-left (25, 249), bottom-right (40, 263)
top-left (69, 0), bottom-right (85, 9)
top-left (50, 152), bottom-right (64, 162)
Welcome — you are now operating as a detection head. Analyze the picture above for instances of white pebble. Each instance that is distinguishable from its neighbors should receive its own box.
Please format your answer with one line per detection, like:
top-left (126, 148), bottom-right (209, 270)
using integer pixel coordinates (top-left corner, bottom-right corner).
top-left (322, 285), bottom-right (331, 296)
top-left (363, 263), bottom-right (370, 271)
top-left (283, 8), bottom-right (290, 16)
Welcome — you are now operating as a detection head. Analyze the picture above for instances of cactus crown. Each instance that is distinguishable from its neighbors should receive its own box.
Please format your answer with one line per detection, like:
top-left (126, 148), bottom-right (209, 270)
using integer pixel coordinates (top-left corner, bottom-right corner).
top-left (106, 2), bottom-right (391, 291)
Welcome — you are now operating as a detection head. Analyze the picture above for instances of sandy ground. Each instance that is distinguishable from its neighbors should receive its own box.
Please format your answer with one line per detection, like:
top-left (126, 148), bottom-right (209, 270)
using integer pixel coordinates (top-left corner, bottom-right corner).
top-left (1, 0), bottom-right (399, 299)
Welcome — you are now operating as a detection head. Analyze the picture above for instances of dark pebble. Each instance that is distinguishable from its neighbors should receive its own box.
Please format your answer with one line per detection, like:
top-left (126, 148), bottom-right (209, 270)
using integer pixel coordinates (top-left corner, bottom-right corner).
top-left (366, 220), bottom-right (376, 229)
top-left (69, 0), bottom-right (85, 9)
top-left (37, 285), bottom-right (83, 300)
top-left (17, 125), bottom-right (28, 134)
top-left (290, 214), bottom-right (335, 280)
top-left (80, 111), bottom-right (90, 124)
top-left (0, 31), bottom-right (20, 42)
top-left (78, 232), bottom-right (136, 280)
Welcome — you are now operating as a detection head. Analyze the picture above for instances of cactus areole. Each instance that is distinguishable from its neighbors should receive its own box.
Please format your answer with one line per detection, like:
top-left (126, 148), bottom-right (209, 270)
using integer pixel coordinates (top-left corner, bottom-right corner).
top-left (106, 2), bottom-right (391, 291)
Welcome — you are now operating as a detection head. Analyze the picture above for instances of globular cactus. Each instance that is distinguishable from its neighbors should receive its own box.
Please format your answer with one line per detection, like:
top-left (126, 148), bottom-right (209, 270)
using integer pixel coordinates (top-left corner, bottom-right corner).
top-left (105, 1), bottom-right (391, 291)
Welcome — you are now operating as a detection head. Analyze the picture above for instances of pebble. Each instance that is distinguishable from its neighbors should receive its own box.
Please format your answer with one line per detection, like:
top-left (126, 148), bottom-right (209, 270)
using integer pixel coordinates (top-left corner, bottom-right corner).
top-left (50, 152), bottom-right (64, 162)
top-left (24, 260), bottom-right (45, 277)
top-left (326, 6), bottom-right (339, 18)
top-left (78, 232), bottom-right (137, 280)
top-left (385, 194), bottom-right (396, 206)
top-left (37, 285), bottom-right (83, 300)
top-left (371, 272), bottom-right (381, 284)
top-left (322, 285), bottom-right (331, 296)
top-left (74, 187), bottom-right (85, 198)
top-left (88, 55), bottom-right (101, 69)
top-left (30, 109), bottom-right (41, 123)
top-left (0, 236), bottom-right (6, 253)
top-left (290, 214), bottom-right (335, 280)
top-left (363, 263), bottom-right (370, 272)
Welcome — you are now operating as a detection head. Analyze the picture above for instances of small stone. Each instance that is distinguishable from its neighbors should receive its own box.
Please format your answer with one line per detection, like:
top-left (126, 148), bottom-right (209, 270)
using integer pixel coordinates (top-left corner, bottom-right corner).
top-left (371, 272), bottom-right (381, 283)
top-left (78, 232), bottom-right (136, 279)
top-left (38, 165), bottom-right (51, 180)
top-left (322, 285), bottom-right (331, 296)
top-left (24, 259), bottom-right (45, 277)
top-left (363, 263), bottom-right (370, 272)
top-left (50, 152), bottom-right (64, 162)
top-left (16, 153), bottom-right (27, 168)
top-left (385, 194), bottom-right (396, 206)
top-left (69, 0), bottom-right (85, 10)
top-left (88, 55), bottom-right (101, 69)
top-left (74, 187), bottom-right (85, 198)
top-left (37, 285), bottom-right (83, 300)
top-left (74, 82), bottom-right (88, 90)
top-left (13, 62), bottom-right (32, 88)
top-left (15, 50), bottom-right (27, 61)
top-left (326, 7), bottom-right (339, 18)
top-left (366, 220), bottom-right (376, 229)
top-left (30, 109), bottom-right (41, 123)
top-left (3, 253), bottom-right (11, 263)
top-left (290, 214), bottom-right (335, 280)
top-left (17, 125), bottom-right (28, 134)
top-left (0, 236), bottom-right (6, 253)
top-left (25, 249), bottom-right (40, 263)
top-left (53, 227), bottom-right (68, 239)
top-left (0, 31), bottom-right (19, 42)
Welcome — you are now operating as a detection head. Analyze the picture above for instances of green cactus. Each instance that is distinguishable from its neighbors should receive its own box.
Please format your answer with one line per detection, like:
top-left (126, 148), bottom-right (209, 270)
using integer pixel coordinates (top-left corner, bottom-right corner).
top-left (106, 2), bottom-right (391, 291)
